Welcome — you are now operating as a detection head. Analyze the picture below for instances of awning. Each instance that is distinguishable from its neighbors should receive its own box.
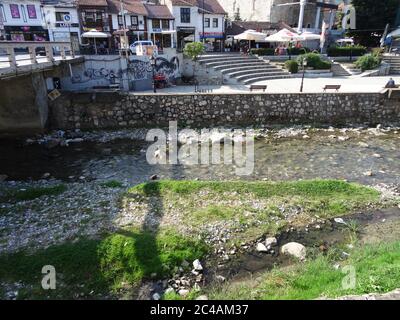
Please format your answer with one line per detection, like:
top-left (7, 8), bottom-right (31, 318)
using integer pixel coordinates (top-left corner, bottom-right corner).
top-left (81, 29), bottom-right (111, 38)
top-left (387, 28), bottom-right (400, 38)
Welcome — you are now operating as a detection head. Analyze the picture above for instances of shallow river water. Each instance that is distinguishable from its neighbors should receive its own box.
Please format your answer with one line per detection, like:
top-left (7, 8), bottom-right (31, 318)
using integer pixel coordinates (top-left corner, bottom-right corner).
top-left (1, 127), bottom-right (400, 187)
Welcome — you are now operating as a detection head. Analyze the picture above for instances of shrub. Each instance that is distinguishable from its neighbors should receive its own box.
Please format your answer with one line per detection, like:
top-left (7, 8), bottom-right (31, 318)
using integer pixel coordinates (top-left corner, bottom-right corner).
top-left (327, 45), bottom-right (367, 57)
top-left (354, 54), bottom-right (381, 71)
top-left (285, 60), bottom-right (299, 73)
top-left (287, 47), bottom-right (311, 55)
top-left (297, 53), bottom-right (332, 70)
top-left (250, 48), bottom-right (275, 56)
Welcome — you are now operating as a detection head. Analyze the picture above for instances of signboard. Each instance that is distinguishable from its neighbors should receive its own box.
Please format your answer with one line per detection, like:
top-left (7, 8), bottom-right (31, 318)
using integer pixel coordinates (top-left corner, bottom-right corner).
top-left (199, 32), bottom-right (224, 39)
top-left (48, 89), bottom-right (61, 101)
top-left (56, 23), bottom-right (79, 28)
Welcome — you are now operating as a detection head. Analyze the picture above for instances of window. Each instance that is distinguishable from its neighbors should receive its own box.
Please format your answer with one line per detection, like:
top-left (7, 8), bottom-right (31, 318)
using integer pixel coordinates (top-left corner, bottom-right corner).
top-left (117, 14), bottom-right (123, 26)
top-left (180, 8), bottom-right (190, 23)
top-left (56, 12), bottom-right (69, 22)
top-left (10, 4), bottom-right (20, 19)
top-left (204, 18), bottom-right (210, 28)
top-left (212, 18), bottom-right (218, 28)
top-left (131, 15), bottom-right (138, 25)
top-left (21, 5), bottom-right (27, 22)
top-left (162, 19), bottom-right (169, 29)
top-left (26, 4), bottom-right (36, 19)
top-left (0, 4), bottom-right (7, 22)
top-left (152, 19), bottom-right (160, 29)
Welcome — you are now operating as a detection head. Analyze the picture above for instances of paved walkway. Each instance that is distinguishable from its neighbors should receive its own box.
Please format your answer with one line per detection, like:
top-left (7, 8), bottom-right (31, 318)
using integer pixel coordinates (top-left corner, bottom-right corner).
top-left (136, 76), bottom-right (400, 95)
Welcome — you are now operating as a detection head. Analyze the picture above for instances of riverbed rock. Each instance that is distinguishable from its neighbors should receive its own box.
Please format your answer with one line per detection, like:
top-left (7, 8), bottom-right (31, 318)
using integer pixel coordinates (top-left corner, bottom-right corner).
top-left (256, 243), bottom-right (268, 253)
top-left (265, 237), bottom-right (278, 249)
top-left (281, 242), bottom-right (307, 261)
top-left (178, 289), bottom-right (189, 297)
top-left (193, 259), bottom-right (203, 271)
top-left (150, 174), bottom-right (158, 181)
top-left (152, 293), bottom-right (161, 300)
top-left (196, 295), bottom-right (208, 300)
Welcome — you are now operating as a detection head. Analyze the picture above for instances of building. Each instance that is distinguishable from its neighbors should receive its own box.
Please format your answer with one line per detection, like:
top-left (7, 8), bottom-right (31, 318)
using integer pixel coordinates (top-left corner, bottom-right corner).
top-left (77, 0), bottom-right (110, 32)
top-left (219, 0), bottom-right (345, 32)
top-left (164, 0), bottom-right (226, 52)
top-left (0, 0), bottom-right (49, 41)
top-left (42, 0), bottom-right (81, 51)
top-left (144, 2), bottom-right (175, 50)
top-left (107, 0), bottom-right (147, 48)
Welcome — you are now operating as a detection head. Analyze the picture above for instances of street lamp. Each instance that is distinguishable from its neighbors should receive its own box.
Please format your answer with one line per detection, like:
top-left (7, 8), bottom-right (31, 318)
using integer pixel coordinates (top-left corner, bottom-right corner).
top-left (150, 54), bottom-right (156, 93)
top-left (300, 58), bottom-right (307, 93)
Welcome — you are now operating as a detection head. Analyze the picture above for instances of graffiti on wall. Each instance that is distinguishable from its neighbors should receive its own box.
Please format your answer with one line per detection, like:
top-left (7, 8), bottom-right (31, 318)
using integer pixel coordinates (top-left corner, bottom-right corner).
top-left (127, 59), bottom-right (152, 81)
top-left (71, 67), bottom-right (121, 84)
top-left (155, 56), bottom-right (180, 82)
top-left (68, 55), bottom-right (180, 87)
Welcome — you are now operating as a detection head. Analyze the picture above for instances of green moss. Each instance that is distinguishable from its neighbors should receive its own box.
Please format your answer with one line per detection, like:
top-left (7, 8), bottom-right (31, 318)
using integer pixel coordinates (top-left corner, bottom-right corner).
top-left (210, 241), bottom-right (400, 300)
top-left (1, 185), bottom-right (67, 202)
top-left (0, 229), bottom-right (208, 299)
top-left (100, 180), bottom-right (124, 188)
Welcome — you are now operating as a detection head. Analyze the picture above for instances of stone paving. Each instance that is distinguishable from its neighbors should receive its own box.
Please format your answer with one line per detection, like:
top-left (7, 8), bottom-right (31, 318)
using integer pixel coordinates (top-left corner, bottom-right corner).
top-left (137, 76), bottom-right (400, 95)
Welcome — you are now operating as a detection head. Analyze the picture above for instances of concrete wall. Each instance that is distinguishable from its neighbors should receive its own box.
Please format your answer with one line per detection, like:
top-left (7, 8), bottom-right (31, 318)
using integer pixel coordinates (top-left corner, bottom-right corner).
top-left (0, 73), bottom-right (48, 133)
top-left (48, 91), bottom-right (400, 130)
top-left (61, 51), bottom-right (182, 91)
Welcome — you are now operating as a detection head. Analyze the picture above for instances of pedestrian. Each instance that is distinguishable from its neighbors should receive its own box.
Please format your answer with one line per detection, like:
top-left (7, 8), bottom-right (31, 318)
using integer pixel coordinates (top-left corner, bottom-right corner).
top-left (385, 78), bottom-right (397, 88)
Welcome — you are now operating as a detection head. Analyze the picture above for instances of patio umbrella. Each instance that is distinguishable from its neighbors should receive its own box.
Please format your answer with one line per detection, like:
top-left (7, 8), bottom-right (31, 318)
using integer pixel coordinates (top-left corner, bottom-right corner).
top-left (387, 28), bottom-right (400, 38)
top-left (234, 30), bottom-right (267, 50)
top-left (265, 28), bottom-right (303, 42)
top-left (81, 29), bottom-right (110, 54)
top-left (234, 30), bottom-right (267, 41)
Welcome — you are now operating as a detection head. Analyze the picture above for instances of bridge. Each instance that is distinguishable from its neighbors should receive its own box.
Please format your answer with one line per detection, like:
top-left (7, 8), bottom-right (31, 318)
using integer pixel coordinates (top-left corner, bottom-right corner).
top-left (0, 41), bottom-right (83, 79)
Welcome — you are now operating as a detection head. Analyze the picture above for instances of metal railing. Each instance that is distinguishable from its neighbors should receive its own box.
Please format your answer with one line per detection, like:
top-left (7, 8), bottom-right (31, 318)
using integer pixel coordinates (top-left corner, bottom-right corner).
top-left (0, 41), bottom-right (75, 68)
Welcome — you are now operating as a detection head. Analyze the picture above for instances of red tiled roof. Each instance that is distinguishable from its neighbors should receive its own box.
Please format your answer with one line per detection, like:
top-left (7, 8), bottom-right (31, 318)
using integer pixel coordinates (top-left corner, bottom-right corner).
top-left (144, 4), bottom-right (174, 20)
top-left (171, 0), bottom-right (226, 15)
top-left (107, 0), bottom-right (147, 16)
top-left (78, 0), bottom-right (108, 6)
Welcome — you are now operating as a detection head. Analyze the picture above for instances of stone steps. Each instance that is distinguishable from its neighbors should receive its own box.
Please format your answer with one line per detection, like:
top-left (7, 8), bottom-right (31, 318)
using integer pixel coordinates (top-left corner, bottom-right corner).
top-left (233, 70), bottom-right (289, 80)
top-left (215, 61), bottom-right (268, 71)
top-left (198, 54), bottom-right (291, 84)
top-left (382, 56), bottom-right (400, 74)
top-left (243, 74), bottom-right (292, 85)
top-left (223, 66), bottom-right (278, 76)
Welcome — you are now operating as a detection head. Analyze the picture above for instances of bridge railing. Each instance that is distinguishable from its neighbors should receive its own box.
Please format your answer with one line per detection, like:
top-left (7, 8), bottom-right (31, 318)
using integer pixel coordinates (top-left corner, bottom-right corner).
top-left (0, 41), bottom-right (75, 68)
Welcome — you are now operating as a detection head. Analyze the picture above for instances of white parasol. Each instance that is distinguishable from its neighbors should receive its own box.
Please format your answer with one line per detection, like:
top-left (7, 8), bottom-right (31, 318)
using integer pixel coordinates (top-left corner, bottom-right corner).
top-left (81, 29), bottom-right (110, 54)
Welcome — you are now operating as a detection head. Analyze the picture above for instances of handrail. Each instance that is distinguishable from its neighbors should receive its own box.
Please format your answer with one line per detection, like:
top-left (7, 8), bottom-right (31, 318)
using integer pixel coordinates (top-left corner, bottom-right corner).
top-left (0, 41), bottom-right (75, 67)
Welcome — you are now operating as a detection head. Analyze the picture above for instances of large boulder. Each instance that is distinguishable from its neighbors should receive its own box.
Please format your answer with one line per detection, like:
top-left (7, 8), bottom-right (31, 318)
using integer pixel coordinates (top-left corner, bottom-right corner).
top-left (281, 242), bottom-right (306, 261)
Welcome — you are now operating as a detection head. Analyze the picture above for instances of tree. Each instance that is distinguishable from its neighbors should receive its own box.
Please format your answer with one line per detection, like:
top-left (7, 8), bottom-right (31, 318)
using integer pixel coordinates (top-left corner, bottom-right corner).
top-left (347, 0), bottom-right (399, 47)
top-left (183, 42), bottom-right (205, 79)
top-left (234, 8), bottom-right (242, 21)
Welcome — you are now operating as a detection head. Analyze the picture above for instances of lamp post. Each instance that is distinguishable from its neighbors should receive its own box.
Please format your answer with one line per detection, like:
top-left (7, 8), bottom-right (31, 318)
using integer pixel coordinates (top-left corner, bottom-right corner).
top-left (202, 0), bottom-right (205, 44)
top-left (300, 58), bottom-right (307, 92)
top-left (150, 54), bottom-right (156, 93)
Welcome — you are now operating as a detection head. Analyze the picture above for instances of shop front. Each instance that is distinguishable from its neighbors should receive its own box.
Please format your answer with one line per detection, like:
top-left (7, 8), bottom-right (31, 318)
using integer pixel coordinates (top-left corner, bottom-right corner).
top-left (177, 27), bottom-right (195, 51)
top-left (149, 28), bottom-right (174, 51)
top-left (5, 26), bottom-right (49, 41)
top-left (199, 32), bottom-right (224, 52)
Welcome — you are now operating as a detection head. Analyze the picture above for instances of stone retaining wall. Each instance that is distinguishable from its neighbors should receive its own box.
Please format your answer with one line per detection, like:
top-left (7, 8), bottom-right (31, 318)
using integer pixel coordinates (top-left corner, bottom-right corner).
top-left (49, 91), bottom-right (400, 130)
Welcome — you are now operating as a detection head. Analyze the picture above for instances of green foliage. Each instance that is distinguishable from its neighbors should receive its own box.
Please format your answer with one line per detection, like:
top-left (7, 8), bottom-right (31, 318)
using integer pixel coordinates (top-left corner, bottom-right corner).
top-left (183, 42), bottom-right (205, 61)
top-left (1, 184), bottom-right (67, 202)
top-left (0, 229), bottom-right (208, 298)
top-left (211, 241), bottom-right (400, 300)
top-left (348, 0), bottom-right (399, 47)
top-left (354, 54), bottom-right (381, 71)
top-left (100, 180), bottom-right (124, 188)
top-left (297, 53), bottom-right (332, 70)
top-left (250, 47), bottom-right (310, 56)
top-left (327, 46), bottom-right (367, 57)
top-left (285, 60), bottom-right (299, 73)
top-left (250, 48), bottom-right (275, 56)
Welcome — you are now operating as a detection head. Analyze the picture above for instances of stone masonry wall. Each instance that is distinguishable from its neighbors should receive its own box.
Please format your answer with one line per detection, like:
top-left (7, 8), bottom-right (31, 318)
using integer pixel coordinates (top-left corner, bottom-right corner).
top-left (49, 91), bottom-right (400, 130)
